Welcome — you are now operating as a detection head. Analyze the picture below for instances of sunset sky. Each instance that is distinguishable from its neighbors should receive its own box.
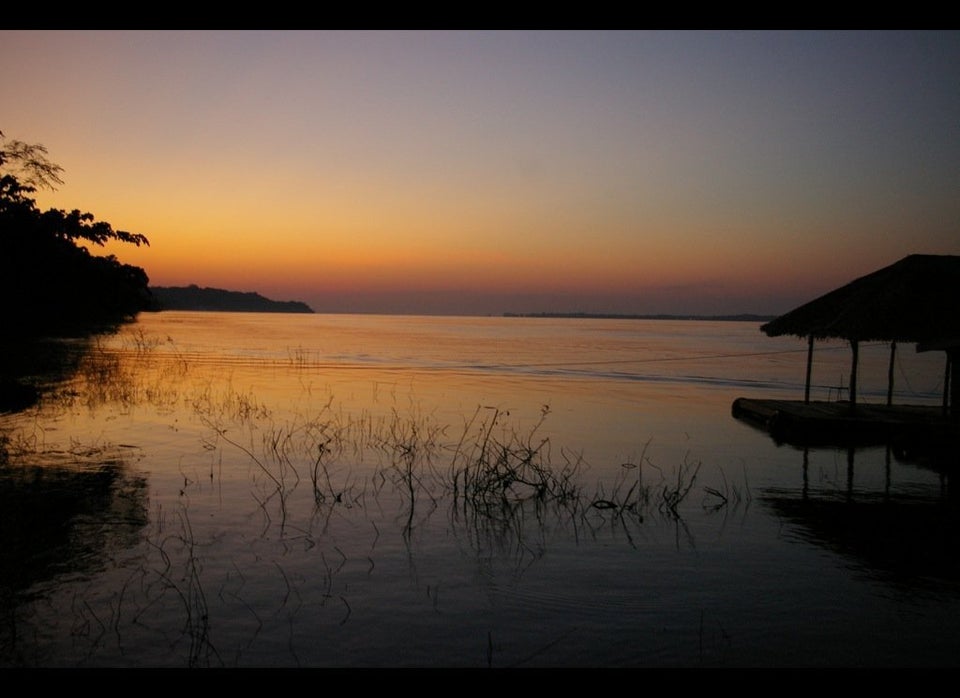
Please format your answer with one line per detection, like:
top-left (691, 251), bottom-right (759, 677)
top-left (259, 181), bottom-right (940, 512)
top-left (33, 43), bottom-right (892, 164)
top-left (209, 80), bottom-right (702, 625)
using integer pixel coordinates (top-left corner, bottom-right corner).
top-left (3, 30), bottom-right (958, 316)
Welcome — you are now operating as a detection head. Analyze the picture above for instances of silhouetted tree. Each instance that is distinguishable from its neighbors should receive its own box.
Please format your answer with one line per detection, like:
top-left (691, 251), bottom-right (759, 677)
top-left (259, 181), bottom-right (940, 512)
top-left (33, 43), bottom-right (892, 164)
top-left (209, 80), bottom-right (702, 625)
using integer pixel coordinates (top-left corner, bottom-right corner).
top-left (0, 131), bottom-right (153, 338)
top-left (0, 131), bottom-right (64, 191)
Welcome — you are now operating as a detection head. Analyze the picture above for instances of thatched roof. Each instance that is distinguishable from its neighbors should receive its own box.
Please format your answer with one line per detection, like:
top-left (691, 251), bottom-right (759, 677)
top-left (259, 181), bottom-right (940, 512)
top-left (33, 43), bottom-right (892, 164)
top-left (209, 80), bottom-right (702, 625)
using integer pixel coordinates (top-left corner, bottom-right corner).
top-left (761, 254), bottom-right (960, 343)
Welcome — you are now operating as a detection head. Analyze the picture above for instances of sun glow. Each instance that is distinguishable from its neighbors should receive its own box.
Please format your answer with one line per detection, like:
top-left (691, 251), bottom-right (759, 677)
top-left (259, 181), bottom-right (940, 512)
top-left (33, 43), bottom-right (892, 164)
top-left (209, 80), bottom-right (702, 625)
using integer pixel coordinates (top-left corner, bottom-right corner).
top-left (9, 30), bottom-right (960, 316)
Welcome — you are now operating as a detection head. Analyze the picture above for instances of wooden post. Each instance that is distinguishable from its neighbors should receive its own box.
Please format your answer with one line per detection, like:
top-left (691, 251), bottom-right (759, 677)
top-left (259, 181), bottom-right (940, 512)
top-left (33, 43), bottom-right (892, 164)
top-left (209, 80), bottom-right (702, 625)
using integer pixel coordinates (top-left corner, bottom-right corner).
top-left (804, 335), bottom-right (814, 404)
top-left (886, 341), bottom-right (896, 406)
top-left (849, 339), bottom-right (859, 410)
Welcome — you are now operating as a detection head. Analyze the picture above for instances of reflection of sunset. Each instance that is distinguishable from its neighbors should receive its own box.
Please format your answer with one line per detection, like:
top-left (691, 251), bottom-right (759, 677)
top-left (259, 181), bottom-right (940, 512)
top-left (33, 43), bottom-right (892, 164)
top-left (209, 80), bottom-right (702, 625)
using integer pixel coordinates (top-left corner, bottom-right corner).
top-left (7, 310), bottom-right (955, 667)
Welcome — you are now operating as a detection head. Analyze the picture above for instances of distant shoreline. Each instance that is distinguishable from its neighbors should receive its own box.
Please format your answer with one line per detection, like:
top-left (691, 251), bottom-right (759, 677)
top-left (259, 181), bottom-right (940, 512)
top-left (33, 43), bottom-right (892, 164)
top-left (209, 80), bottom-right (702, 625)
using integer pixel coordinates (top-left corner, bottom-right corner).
top-left (149, 285), bottom-right (314, 314)
top-left (502, 312), bottom-right (776, 322)
top-left (143, 286), bottom-right (775, 321)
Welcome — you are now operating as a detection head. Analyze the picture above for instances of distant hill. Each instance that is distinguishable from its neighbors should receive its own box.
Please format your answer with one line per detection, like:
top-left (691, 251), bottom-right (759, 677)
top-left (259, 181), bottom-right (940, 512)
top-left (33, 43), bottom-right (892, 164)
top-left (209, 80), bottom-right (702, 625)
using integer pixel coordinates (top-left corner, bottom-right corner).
top-left (150, 285), bottom-right (314, 313)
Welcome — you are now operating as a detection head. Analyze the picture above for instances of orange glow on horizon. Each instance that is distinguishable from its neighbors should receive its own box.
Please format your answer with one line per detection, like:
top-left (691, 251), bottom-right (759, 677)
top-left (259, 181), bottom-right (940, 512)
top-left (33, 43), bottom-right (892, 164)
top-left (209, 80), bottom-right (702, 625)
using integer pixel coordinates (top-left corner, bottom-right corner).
top-left (7, 30), bottom-right (959, 316)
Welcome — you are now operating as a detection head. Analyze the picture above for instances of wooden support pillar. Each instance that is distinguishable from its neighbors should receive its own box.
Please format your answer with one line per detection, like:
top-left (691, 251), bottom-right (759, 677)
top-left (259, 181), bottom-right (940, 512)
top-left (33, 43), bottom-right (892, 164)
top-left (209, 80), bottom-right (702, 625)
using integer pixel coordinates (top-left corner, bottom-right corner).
top-left (849, 339), bottom-right (859, 411)
top-left (804, 335), bottom-right (814, 404)
top-left (886, 341), bottom-right (896, 406)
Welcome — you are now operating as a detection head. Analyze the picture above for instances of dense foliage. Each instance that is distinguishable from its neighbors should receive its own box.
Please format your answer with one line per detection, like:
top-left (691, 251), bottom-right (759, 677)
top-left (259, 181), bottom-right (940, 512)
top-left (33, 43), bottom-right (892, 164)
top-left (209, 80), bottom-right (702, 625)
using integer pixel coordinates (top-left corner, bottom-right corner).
top-left (0, 133), bottom-right (152, 338)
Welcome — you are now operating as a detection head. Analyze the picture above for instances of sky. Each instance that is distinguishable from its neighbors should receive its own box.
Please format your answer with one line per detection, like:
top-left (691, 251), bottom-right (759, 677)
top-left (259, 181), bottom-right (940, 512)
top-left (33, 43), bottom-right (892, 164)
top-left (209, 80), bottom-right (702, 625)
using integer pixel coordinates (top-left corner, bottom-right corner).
top-left (2, 30), bottom-right (959, 316)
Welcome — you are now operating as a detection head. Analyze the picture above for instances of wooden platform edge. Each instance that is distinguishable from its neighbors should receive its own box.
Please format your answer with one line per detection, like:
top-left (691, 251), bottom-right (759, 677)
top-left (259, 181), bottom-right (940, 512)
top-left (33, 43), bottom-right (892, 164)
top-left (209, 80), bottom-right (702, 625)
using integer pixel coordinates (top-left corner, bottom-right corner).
top-left (732, 397), bottom-right (958, 448)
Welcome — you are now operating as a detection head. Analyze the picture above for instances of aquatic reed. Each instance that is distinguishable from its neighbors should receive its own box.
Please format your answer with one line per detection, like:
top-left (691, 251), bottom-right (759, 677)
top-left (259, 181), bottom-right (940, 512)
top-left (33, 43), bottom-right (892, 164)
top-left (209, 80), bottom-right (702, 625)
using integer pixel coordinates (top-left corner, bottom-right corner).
top-left (659, 456), bottom-right (702, 518)
top-left (449, 405), bottom-right (582, 513)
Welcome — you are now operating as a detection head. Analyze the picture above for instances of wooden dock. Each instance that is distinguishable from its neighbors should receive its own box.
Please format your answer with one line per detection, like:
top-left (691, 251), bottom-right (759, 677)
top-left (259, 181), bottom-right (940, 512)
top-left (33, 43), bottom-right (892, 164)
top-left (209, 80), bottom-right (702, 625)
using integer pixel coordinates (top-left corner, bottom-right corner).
top-left (732, 397), bottom-right (958, 447)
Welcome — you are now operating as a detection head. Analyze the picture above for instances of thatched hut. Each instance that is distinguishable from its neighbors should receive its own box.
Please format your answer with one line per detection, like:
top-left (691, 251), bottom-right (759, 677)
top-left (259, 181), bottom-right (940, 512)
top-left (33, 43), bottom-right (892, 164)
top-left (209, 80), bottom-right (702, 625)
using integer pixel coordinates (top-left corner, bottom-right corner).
top-left (761, 254), bottom-right (960, 413)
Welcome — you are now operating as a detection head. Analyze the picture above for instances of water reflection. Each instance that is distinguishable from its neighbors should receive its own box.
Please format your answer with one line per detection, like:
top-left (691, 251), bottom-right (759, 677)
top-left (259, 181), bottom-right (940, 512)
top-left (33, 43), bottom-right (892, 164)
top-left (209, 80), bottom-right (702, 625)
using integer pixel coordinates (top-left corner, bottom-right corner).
top-left (0, 453), bottom-right (149, 663)
top-left (1, 333), bottom-right (152, 665)
top-left (2, 330), bottom-right (714, 667)
top-left (4, 315), bottom-right (960, 666)
top-left (758, 438), bottom-right (959, 594)
top-left (0, 337), bottom-right (92, 413)
top-left (763, 490), bottom-right (960, 591)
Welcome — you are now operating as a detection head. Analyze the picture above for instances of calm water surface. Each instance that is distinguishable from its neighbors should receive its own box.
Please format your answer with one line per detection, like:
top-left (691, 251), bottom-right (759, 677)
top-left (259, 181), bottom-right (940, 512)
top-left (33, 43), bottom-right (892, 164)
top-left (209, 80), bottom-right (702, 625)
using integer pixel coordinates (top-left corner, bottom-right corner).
top-left (1, 312), bottom-right (957, 667)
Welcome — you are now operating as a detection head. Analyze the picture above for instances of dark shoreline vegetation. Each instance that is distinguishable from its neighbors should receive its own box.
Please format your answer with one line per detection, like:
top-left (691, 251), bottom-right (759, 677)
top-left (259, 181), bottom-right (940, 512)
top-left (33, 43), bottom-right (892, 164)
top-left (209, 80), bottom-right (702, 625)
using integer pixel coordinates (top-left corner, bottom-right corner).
top-left (1, 135), bottom-right (152, 342)
top-left (1, 133), bottom-right (153, 413)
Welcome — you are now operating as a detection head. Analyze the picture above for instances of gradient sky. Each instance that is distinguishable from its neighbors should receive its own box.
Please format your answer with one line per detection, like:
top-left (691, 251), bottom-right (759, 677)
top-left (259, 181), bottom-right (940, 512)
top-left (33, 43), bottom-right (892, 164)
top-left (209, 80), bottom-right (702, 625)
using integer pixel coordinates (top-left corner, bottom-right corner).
top-left (3, 30), bottom-right (959, 316)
